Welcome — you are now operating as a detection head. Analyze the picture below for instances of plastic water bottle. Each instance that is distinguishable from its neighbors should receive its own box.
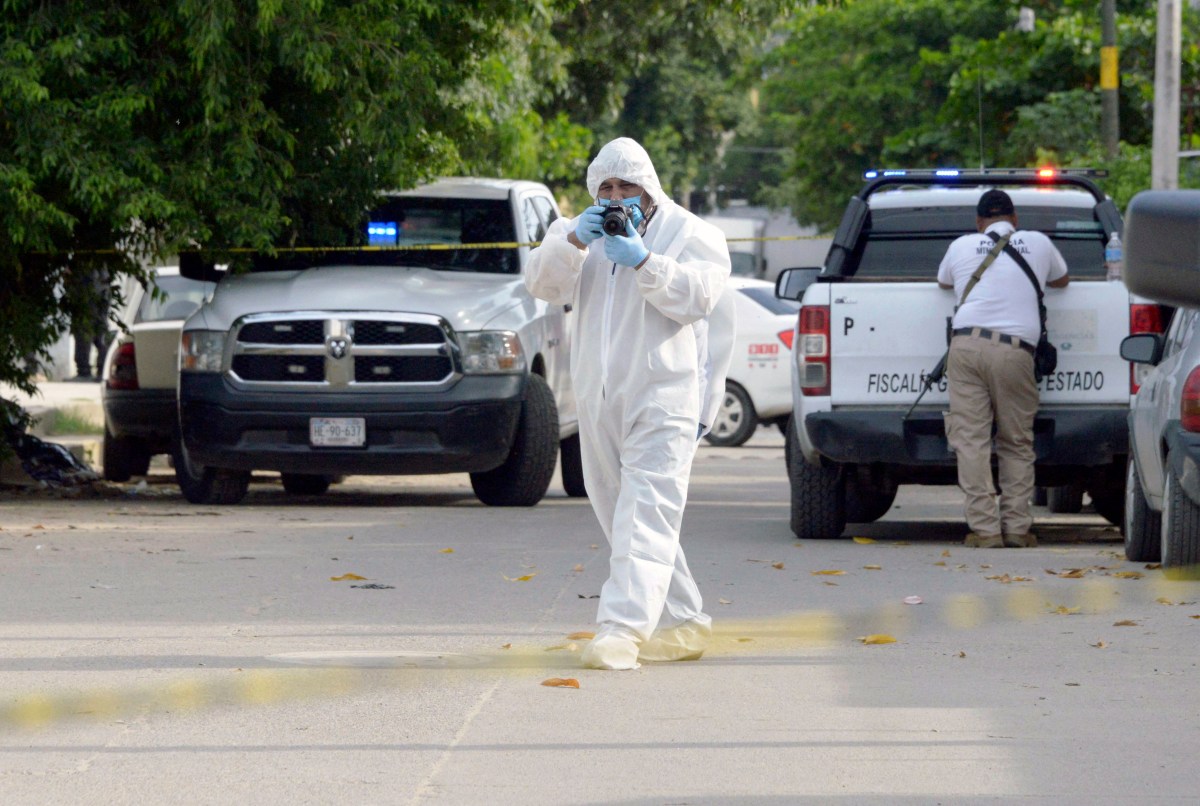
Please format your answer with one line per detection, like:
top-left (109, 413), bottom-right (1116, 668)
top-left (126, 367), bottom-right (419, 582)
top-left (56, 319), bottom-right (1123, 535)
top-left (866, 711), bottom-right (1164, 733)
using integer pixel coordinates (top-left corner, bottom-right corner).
top-left (1105, 232), bottom-right (1123, 282)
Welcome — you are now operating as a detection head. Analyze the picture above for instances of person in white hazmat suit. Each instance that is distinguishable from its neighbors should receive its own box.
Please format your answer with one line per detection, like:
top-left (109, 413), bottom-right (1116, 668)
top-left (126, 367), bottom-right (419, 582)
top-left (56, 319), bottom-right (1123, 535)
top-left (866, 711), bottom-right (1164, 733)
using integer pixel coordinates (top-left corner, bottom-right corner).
top-left (524, 137), bottom-right (733, 670)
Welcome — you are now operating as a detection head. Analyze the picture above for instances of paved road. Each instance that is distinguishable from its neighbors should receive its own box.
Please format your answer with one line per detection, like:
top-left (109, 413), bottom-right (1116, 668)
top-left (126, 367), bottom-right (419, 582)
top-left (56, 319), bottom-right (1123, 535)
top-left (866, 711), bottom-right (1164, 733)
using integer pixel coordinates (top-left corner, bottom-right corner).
top-left (2, 431), bottom-right (1198, 804)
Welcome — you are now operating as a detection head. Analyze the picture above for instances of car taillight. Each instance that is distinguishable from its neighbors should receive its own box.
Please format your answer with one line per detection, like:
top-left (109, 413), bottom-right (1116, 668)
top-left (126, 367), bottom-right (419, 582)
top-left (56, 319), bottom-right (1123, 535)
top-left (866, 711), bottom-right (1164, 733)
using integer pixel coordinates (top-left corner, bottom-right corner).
top-left (797, 305), bottom-right (830, 396)
top-left (778, 329), bottom-right (795, 350)
top-left (1183, 367), bottom-right (1200, 432)
top-left (106, 342), bottom-right (139, 391)
top-left (1130, 303), bottom-right (1167, 394)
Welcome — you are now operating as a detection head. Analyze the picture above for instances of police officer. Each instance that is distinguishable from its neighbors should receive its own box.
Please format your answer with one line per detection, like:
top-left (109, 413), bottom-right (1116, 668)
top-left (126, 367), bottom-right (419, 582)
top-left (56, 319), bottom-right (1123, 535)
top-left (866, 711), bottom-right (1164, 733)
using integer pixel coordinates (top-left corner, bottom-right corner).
top-left (937, 189), bottom-right (1069, 548)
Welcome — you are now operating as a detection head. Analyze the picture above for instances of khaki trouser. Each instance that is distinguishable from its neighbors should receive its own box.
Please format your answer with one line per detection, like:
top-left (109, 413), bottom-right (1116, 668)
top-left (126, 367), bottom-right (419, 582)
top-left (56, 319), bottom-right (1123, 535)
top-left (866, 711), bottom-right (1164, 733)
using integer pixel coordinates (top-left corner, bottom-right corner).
top-left (944, 331), bottom-right (1040, 537)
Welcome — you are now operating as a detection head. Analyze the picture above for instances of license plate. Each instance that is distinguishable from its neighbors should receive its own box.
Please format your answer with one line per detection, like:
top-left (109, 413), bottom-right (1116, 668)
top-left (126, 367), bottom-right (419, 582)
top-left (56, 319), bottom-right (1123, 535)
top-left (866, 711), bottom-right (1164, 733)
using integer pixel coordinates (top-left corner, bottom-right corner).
top-left (309, 417), bottom-right (366, 447)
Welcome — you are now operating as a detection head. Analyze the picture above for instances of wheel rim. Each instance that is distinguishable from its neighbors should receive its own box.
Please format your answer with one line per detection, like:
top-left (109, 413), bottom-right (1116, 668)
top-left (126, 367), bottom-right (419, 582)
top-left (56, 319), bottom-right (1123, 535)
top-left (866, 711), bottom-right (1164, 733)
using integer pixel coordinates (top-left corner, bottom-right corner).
top-left (710, 391), bottom-right (744, 438)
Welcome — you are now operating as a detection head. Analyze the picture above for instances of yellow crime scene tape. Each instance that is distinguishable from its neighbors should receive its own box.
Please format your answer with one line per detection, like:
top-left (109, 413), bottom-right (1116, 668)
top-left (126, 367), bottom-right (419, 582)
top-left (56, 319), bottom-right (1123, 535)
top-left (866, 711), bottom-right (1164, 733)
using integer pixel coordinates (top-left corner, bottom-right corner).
top-left (30, 234), bottom-right (830, 259)
top-left (4, 571), bottom-right (1192, 731)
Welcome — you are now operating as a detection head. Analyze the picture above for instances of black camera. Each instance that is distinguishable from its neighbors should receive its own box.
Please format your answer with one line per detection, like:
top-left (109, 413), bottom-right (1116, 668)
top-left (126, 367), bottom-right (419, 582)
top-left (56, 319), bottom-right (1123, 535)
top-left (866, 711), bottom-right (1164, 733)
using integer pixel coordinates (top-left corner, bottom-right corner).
top-left (601, 205), bottom-right (629, 236)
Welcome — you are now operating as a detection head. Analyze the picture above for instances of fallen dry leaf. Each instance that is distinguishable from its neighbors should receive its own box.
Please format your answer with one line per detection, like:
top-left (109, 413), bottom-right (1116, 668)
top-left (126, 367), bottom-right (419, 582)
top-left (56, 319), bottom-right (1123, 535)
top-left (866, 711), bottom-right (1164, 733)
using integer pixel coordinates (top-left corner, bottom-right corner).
top-left (1191, 615), bottom-right (1200, 620)
top-left (852, 537), bottom-right (876, 544)
top-left (1146, 563), bottom-right (1163, 570)
top-left (822, 581), bottom-right (839, 586)
top-left (941, 549), bottom-right (951, 557)
top-left (736, 638), bottom-right (753, 643)
top-left (771, 562), bottom-right (785, 570)
top-left (718, 598), bottom-right (733, 605)
top-left (985, 574), bottom-right (1032, 583)
top-left (330, 573), bottom-right (367, 581)
top-left (1053, 605), bottom-right (1081, 615)
top-left (543, 644), bottom-right (568, 652)
top-left (33, 525), bottom-right (45, 530)
top-left (811, 569), bottom-right (845, 576)
top-left (1156, 597), bottom-right (1178, 605)
top-left (1048, 568), bottom-right (1087, 578)
top-left (590, 544), bottom-right (599, 550)
top-left (440, 548), bottom-right (455, 554)
top-left (1091, 641), bottom-right (1108, 648)
top-left (541, 678), bottom-right (580, 689)
top-left (957, 650), bottom-right (967, 658)
top-left (501, 643), bottom-right (512, 649)
top-left (858, 634), bottom-right (897, 645)
top-left (503, 573), bottom-right (537, 582)
top-left (1112, 571), bottom-right (1144, 579)
top-left (1113, 620), bottom-right (1139, 626)
top-left (933, 561), bottom-right (947, 567)
top-left (567, 631), bottom-right (595, 640)
top-left (863, 564), bottom-right (883, 570)
top-left (572, 564), bottom-right (584, 572)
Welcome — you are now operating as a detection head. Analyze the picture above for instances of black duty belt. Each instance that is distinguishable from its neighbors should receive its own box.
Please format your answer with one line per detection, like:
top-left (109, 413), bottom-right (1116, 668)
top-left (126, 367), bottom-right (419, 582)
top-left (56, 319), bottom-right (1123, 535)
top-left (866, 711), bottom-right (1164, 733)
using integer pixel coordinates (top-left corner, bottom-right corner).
top-left (951, 326), bottom-right (1036, 355)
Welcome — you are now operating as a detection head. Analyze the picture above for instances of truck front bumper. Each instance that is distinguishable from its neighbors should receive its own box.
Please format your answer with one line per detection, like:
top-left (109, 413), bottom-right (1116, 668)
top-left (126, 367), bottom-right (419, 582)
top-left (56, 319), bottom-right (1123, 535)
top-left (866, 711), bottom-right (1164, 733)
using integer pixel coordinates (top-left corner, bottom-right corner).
top-left (807, 407), bottom-right (1128, 469)
top-left (179, 373), bottom-right (523, 475)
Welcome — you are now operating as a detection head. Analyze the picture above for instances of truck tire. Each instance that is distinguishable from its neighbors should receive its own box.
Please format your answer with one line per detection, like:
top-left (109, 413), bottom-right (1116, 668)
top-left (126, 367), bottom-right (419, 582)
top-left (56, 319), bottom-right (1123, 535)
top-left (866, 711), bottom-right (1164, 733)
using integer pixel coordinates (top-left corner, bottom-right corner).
top-left (103, 428), bottom-right (150, 482)
top-left (704, 383), bottom-right (757, 447)
top-left (1161, 466), bottom-right (1200, 571)
top-left (1124, 459), bottom-right (1161, 562)
top-left (172, 435), bottom-right (250, 505)
top-left (471, 374), bottom-right (558, 506)
top-left (559, 433), bottom-right (587, 498)
top-left (1047, 484), bottom-right (1084, 514)
top-left (787, 417), bottom-right (845, 540)
top-left (845, 467), bottom-right (898, 524)
top-left (281, 473), bottom-right (332, 496)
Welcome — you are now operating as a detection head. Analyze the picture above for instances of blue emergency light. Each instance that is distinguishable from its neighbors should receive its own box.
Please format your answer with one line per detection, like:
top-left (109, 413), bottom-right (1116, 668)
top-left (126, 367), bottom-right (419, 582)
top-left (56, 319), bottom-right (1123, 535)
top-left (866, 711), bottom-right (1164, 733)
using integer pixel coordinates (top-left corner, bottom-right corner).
top-left (367, 221), bottom-right (399, 246)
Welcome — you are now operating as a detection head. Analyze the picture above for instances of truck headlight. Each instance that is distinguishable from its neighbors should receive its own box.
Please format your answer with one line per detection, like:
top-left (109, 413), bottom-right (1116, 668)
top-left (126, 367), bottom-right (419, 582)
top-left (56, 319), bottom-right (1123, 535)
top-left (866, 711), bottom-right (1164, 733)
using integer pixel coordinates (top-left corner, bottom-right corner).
top-left (460, 331), bottom-right (525, 374)
top-left (180, 330), bottom-right (226, 373)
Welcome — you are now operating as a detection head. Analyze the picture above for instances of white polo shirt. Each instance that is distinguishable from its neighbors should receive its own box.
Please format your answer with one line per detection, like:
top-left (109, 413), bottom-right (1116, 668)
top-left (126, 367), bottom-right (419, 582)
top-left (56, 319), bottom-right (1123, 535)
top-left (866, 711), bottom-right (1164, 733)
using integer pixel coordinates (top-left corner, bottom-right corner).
top-left (936, 220), bottom-right (1068, 345)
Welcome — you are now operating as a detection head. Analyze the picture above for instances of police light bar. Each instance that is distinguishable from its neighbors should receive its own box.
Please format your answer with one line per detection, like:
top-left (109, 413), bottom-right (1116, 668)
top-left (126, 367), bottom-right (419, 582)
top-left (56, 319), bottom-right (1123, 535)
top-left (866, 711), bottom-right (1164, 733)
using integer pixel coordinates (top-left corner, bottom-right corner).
top-left (863, 167), bottom-right (1108, 180)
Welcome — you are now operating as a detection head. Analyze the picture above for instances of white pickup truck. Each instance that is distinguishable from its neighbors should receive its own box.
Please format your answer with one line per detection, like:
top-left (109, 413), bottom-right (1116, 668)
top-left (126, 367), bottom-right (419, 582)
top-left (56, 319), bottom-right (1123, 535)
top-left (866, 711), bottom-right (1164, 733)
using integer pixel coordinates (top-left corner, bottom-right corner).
top-left (174, 177), bottom-right (582, 506)
top-left (775, 169), bottom-right (1167, 540)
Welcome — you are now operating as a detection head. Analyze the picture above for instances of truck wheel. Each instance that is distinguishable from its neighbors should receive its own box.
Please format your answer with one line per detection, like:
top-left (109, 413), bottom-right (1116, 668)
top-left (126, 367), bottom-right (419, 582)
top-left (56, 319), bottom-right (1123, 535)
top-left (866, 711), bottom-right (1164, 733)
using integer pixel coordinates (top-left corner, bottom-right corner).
top-left (281, 473), bottom-right (332, 496)
top-left (102, 428), bottom-right (150, 482)
top-left (559, 433), bottom-right (587, 498)
top-left (1161, 466), bottom-right (1200, 572)
top-left (704, 383), bottom-right (757, 447)
top-left (1047, 484), bottom-right (1084, 514)
top-left (787, 416), bottom-right (845, 540)
top-left (471, 374), bottom-right (558, 507)
top-left (1124, 459), bottom-right (1161, 562)
top-left (845, 467), bottom-right (898, 524)
top-left (172, 435), bottom-right (250, 505)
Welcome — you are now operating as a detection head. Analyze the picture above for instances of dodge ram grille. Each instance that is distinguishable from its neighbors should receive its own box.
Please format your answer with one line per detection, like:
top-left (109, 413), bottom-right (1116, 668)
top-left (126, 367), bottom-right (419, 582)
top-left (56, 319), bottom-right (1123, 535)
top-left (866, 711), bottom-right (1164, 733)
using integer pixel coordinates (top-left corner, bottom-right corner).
top-left (228, 313), bottom-right (458, 391)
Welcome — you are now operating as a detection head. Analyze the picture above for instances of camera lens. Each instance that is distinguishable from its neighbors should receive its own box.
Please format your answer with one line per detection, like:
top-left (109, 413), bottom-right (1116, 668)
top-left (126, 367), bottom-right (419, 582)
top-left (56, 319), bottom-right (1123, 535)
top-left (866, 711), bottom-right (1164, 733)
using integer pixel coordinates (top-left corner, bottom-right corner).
top-left (601, 206), bottom-right (628, 236)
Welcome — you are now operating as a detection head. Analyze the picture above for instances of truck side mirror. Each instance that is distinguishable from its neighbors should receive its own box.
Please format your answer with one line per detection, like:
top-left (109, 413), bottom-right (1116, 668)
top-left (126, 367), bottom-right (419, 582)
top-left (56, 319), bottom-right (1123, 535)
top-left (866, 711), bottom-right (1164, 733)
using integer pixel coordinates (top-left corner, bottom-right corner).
top-left (1124, 190), bottom-right (1200, 308)
top-left (775, 267), bottom-right (822, 301)
top-left (1120, 333), bottom-right (1165, 365)
top-left (179, 252), bottom-right (226, 284)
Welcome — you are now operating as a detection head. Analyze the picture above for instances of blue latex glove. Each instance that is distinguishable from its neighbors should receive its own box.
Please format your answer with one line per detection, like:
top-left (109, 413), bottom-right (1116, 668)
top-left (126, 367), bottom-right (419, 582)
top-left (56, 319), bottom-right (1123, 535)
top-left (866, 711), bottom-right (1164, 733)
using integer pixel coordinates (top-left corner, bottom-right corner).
top-left (574, 205), bottom-right (606, 246)
top-left (603, 219), bottom-right (650, 268)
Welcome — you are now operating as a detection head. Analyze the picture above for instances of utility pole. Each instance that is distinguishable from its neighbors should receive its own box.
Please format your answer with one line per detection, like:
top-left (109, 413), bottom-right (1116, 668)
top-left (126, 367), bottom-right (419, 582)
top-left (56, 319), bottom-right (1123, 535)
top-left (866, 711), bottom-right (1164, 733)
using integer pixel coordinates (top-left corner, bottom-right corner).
top-left (1151, 0), bottom-right (1181, 189)
top-left (1100, 0), bottom-right (1119, 159)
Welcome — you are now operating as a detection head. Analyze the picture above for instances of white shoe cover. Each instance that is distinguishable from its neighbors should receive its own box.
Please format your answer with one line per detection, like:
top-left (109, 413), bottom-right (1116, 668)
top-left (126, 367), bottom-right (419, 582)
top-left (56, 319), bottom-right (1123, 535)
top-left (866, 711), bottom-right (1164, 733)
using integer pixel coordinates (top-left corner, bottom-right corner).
top-left (639, 617), bottom-right (712, 663)
top-left (580, 625), bottom-right (641, 671)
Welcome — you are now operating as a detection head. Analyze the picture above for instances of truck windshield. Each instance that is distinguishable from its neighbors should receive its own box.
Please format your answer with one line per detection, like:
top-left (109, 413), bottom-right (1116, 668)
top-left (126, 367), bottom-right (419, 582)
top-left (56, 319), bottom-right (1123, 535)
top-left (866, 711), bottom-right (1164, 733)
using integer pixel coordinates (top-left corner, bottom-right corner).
top-left (853, 204), bottom-right (1107, 280)
top-left (243, 196), bottom-right (520, 275)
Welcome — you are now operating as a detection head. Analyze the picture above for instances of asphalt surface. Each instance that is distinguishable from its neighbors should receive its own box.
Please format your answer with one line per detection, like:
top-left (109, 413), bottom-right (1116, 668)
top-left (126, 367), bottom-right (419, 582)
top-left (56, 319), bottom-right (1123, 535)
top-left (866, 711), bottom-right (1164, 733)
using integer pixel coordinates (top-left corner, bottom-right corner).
top-left (2, 429), bottom-right (1199, 804)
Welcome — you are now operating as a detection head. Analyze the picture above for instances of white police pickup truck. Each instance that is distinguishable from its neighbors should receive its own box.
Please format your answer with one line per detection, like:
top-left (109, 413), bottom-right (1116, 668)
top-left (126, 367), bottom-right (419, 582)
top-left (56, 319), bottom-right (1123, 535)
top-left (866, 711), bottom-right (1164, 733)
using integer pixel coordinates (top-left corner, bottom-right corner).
top-left (775, 169), bottom-right (1167, 540)
top-left (174, 178), bottom-right (583, 506)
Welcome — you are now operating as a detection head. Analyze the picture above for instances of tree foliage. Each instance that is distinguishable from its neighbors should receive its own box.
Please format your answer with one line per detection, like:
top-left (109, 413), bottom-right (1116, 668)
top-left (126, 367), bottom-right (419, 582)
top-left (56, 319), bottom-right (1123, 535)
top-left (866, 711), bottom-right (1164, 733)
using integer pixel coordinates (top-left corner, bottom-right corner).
top-left (750, 0), bottom-right (1200, 230)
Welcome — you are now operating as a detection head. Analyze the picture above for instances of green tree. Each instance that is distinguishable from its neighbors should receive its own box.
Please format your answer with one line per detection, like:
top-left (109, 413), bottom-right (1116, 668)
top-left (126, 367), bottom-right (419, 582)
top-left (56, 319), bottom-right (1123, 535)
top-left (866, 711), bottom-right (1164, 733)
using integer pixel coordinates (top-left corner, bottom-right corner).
top-left (1, 0), bottom-right (529, 401)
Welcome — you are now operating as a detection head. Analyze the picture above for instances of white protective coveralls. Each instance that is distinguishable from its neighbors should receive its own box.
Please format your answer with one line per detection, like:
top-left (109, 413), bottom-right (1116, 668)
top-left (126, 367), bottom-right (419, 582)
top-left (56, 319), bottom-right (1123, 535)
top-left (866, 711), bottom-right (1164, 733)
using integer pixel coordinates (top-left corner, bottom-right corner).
top-left (524, 138), bottom-right (733, 669)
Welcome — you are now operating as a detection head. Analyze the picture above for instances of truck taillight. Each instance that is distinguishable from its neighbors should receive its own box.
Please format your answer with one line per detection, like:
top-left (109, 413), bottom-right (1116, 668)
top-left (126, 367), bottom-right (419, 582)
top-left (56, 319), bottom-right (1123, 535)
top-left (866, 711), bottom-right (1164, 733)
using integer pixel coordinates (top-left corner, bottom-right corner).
top-left (1130, 303), bottom-right (1167, 394)
top-left (106, 342), bottom-right (139, 391)
top-left (778, 329), bottom-right (795, 350)
top-left (1182, 367), bottom-right (1200, 432)
top-left (798, 305), bottom-right (830, 396)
